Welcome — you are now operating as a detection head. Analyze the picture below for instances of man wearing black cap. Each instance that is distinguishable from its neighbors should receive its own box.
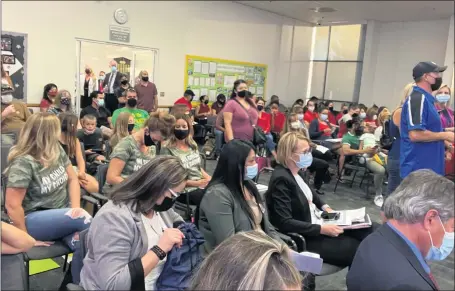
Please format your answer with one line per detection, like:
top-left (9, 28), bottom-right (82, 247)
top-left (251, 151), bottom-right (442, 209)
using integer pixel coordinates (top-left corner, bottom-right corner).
top-left (174, 89), bottom-right (195, 113)
top-left (400, 61), bottom-right (454, 179)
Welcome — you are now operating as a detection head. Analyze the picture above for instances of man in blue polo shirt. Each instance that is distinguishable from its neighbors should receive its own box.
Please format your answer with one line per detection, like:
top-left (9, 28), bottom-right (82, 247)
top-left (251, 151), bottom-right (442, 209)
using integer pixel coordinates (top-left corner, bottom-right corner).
top-left (400, 61), bottom-right (454, 179)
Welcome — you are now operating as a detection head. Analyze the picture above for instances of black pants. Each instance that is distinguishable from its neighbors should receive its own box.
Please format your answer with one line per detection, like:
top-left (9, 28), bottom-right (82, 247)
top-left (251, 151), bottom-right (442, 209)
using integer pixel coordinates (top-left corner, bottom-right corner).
top-left (176, 188), bottom-right (205, 206)
top-left (105, 93), bottom-right (118, 114)
top-left (307, 157), bottom-right (329, 190)
top-left (305, 223), bottom-right (377, 267)
top-left (80, 94), bottom-right (91, 109)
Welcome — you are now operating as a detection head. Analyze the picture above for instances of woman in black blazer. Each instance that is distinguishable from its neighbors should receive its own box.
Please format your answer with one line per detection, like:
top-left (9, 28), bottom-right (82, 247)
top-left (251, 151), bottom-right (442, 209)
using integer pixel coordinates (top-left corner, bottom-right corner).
top-left (266, 132), bottom-right (374, 267)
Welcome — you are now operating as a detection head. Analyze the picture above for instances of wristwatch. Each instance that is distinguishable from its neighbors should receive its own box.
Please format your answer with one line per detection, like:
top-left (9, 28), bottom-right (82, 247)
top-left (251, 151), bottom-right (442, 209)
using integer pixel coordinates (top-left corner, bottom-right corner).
top-left (150, 245), bottom-right (166, 260)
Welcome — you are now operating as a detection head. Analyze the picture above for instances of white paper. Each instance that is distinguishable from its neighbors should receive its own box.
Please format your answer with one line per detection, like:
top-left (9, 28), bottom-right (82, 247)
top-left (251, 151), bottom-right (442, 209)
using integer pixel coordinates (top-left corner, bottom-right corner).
top-left (201, 62), bottom-right (209, 74)
top-left (199, 78), bottom-right (205, 87)
top-left (210, 78), bottom-right (216, 87)
top-left (209, 62), bottom-right (217, 74)
top-left (249, 87), bottom-right (256, 94)
top-left (289, 251), bottom-right (323, 274)
top-left (193, 61), bottom-right (202, 73)
top-left (192, 89), bottom-right (200, 98)
top-left (255, 183), bottom-right (268, 195)
top-left (188, 76), bottom-right (194, 86)
top-left (316, 145), bottom-right (329, 154)
top-left (325, 138), bottom-right (342, 143)
top-left (194, 77), bottom-right (200, 86)
top-left (201, 88), bottom-right (208, 96)
top-left (224, 75), bottom-right (236, 88)
top-left (256, 86), bottom-right (264, 95)
top-left (209, 89), bottom-right (217, 101)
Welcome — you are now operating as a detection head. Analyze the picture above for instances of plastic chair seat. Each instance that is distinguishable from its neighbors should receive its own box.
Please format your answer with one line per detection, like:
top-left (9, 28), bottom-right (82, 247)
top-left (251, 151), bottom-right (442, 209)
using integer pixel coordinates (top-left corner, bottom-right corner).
top-left (318, 263), bottom-right (345, 276)
top-left (24, 241), bottom-right (71, 261)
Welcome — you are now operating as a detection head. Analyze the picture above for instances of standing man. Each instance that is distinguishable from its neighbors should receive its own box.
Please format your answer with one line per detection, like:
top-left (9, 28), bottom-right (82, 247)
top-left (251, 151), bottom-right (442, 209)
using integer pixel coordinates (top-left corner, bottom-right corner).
top-left (104, 60), bottom-right (123, 114)
top-left (134, 70), bottom-right (158, 114)
top-left (174, 89), bottom-right (195, 113)
top-left (400, 61), bottom-right (454, 179)
top-left (111, 88), bottom-right (149, 131)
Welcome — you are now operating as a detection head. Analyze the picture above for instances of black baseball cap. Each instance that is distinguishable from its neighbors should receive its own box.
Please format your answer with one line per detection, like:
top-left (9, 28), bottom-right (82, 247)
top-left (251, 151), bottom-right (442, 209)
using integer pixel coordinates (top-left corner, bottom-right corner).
top-left (184, 89), bottom-right (195, 97)
top-left (412, 61), bottom-right (447, 80)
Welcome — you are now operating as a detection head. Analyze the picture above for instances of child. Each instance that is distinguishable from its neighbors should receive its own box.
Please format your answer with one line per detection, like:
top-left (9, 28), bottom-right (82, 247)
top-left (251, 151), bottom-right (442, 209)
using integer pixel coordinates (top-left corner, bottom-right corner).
top-left (360, 124), bottom-right (387, 166)
top-left (109, 112), bottom-right (134, 150)
top-left (77, 114), bottom-right (106, 163)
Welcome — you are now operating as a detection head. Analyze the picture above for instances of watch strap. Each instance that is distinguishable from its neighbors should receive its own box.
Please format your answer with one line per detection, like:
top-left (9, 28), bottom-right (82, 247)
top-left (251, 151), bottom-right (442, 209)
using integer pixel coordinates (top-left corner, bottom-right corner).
top-left (151, 245), bottom-right (166, 260)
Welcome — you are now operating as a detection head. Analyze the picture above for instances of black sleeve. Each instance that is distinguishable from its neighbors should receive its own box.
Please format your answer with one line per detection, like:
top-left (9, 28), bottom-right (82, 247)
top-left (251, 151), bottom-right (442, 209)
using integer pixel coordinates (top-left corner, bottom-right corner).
top-left (269, 178), bottom-right (321, 237)
top-left (309, 119), bottom-right (323, 139)
top-left (127, 258), bottom-right (145, 291)
top-left (80, 108), bottom-right (87, 119)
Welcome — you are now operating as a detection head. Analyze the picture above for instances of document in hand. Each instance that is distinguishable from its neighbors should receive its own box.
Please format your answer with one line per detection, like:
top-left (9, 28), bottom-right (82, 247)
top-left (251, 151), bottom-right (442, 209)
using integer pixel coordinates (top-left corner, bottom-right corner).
top-left (289, 250), bottom-right (323, 274)
top-left (322, 207), bottom-right (372, 230)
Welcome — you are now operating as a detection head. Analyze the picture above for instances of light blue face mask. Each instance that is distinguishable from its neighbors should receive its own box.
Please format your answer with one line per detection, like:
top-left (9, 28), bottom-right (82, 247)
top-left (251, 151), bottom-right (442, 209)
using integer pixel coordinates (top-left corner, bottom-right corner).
top-left (360, 112), bottom-right (366, 119)
top-left (111, 66), bottom-right (117, 72)
top-left (244, 164), bottom-right (258, 180)
top-left (436, 94), bottom-right (450, 104)
top-left (97, 99), bottom-right (105, 107)
top-left (320, 114), bottom-right (328, 121)
top-left (425, 216), bottom-right (454, 261)
top-left (295, 152), bottom-right (313, 169)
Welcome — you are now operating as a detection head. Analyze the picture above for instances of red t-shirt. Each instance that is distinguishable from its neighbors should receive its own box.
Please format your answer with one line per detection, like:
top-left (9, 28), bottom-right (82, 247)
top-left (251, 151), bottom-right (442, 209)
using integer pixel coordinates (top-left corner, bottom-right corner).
top-left (174, 97), bottom-right (192, 111)
top-left (257, 111), bottom-right (271, 133)
top-left (319, 120), bottom-right (332, 137)
top-left (39, 98), bottom-right (52, 111)
top-left (304, 111), bottom-right (318, 124)
top-left (336, 112), bottom-right (344, 124)
top-left (271, 112), bottom-right (286, 133)
top-left (328, 111), bottom-right (337, 125)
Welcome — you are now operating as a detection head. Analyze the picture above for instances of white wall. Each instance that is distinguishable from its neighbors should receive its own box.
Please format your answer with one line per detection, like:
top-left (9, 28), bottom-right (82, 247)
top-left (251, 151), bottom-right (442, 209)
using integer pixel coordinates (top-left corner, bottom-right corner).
top-left (359, 18), bottom-right (452, 109)
top-left (2, 1), bottom-right (292, 105)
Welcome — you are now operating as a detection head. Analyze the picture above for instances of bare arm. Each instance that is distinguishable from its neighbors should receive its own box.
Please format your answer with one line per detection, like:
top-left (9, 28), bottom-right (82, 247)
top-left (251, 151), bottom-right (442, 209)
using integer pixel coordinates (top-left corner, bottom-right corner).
top-left (223, 112), bottom-right (234, 141)
top-left (201, 168), bottom-right (211, 180)
top-left (408, 130), bottom-right (452, 143)
top-left (195, 106), bottom-right (202, 118)
top-left (342, 144), bottom-right (369, 156)
top-left (5, 188), bottom-right (27, 232)
top-left (67, 164), bottom-right (81, 208)
top-left (75, 139), bottom-right (86, 173)
top-left (392, 108), bottom-right (401, 132)
top-left (1, 221), bottom-right (35, 254)
top-left (106, 158), bottom-right (126, 185)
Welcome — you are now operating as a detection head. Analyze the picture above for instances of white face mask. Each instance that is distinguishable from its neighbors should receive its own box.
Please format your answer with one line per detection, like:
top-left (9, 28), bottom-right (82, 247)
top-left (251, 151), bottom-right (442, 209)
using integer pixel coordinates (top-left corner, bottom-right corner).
top-left (291, 122), bottom-right (301, 129)
top-left (1, 94), bottom-right (13, 104)
top-left (308, 106), bottom-right (315, 112)
top-left (373, 115), bottom-right (378, 120)
top-left (297, 114), bottom-right (304, 120)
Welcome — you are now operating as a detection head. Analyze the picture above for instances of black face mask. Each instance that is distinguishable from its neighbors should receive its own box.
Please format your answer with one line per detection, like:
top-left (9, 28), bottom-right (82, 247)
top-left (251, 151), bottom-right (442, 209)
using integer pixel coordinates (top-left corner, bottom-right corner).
top-left (354, 126), bottom-right (364, 136)
top-left (329, 106), bottom-right (334, 112)
top-left (127, 124), bottom-right (134, 132)
top-left (343, 109), bottom-right (348, 115)
top-left (204, 100), bottom-right (209, 105)
top-left (174, 129), bottom-right (189, 140)
top-left (144, 133), bottom-right (155, 147)
top-left (141, 76), bottom-right (149, 82)
top-left (218, 99), bottom-right (225, 105)
top-left (127, 98), bottom-right (137, 107)
top-left (257, 105), bottom-right (264, 111)
top-left (121, 80), bottom-right (128, 85)
top-left (152, 197), bottom-right (176, 212)
top-left (430, 77), bottom-right (443, 92)
top-left (237, 90), bottom-right (247, 98)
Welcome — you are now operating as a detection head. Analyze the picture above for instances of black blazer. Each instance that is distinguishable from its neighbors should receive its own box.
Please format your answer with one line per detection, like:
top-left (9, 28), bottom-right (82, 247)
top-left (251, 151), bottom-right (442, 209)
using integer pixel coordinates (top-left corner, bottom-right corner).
top-left (104, 72), bottom-right (123, 94)
top-left (265, 164), bottom-right (325, 237)
top-left (347, 223), bottom-right (438, 291)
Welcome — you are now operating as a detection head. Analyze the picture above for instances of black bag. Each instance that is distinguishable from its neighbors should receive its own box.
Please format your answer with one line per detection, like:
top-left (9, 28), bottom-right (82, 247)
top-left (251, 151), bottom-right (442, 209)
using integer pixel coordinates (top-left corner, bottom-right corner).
top-left (232, 99), bottom-right (267, 146)
top-left (380, 119), bottom-right (394, 150)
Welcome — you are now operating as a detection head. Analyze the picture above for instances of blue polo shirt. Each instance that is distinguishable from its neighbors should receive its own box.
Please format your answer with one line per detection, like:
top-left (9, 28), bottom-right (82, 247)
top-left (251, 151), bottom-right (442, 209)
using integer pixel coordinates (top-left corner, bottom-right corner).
top-left (400, 86), bottom-right (444, 178)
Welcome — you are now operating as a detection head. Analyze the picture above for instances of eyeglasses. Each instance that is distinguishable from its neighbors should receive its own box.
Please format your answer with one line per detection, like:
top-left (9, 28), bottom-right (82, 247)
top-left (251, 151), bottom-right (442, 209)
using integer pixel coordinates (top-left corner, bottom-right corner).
top-left (293, 150), bottom-right (312, 155)
top-left (168, 188), bottom-right (180, 200)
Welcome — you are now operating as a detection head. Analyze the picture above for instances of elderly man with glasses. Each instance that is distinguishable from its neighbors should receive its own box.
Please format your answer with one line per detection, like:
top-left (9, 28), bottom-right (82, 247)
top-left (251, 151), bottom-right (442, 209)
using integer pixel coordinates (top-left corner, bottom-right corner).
top-left (347, 169), bottom-right (454, 291)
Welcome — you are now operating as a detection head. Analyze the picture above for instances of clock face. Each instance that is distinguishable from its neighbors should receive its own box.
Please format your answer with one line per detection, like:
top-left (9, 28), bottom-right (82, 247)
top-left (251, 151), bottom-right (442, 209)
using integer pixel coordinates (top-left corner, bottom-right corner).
top-left (114, 8), bottom-right (128, 25)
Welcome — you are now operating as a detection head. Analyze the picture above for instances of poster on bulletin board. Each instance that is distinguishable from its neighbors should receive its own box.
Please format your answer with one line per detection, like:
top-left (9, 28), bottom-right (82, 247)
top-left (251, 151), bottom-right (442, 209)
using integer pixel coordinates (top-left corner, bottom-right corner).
top-left (184, 55), bottom-right (267, 103)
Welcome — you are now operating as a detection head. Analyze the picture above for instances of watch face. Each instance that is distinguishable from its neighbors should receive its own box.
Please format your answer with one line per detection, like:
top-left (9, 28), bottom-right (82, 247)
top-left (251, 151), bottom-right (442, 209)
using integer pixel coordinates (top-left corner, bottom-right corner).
top-left (114, 8), bottom-right (128, 25)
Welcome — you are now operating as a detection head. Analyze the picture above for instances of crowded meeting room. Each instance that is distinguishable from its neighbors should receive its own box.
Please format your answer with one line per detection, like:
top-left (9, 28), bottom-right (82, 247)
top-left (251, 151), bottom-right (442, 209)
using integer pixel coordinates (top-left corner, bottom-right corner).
top-left (1, 1), bottom-right (455, 290)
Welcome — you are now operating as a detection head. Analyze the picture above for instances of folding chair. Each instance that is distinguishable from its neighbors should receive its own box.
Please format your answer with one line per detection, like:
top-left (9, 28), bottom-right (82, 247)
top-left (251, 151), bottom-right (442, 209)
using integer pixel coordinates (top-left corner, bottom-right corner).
top-left (1, 253), bottom-right (28, 290)
top-left (334, 155), bottom-right (373, 196)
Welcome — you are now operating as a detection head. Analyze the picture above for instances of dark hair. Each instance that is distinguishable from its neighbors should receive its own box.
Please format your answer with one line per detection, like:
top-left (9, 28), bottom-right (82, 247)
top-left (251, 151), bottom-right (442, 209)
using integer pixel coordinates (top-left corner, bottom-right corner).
top-left (310, 96), bottom-right (319, 102)
top-left (109, 156), bottom-right (189, 214)
top-left (43, 83), bottom-right (58, 102)
top-left (377, 106), bottom-right (386, 116)
top-left (324, 100), bottom-right (333, 108)
top-left (206, 139), bottom-right (262, 224)
top-left (256, 97), bottom-right (265, 104)
top-left (216, 94), bottom-right (226, 102)
top-left (99, 71), bottom-right (105, 75)
top-left (199, 95), bottom-right (207, 102)
top-left (348, 103), bottom-right (359, 111)
top-left (346, 119), bottom-right (359, 130)
top-left (358, 103), bottom-right (367, 111)
top-left (317, 105), bottom-right (328, 114)
top-left (58, 112), bottom-right (78, 158)
top-left (90, 90), bottom-right (101, 100)
top-left (230, 79), bottom-right (256, 108)
top-left (145, 114), bottom-right (176, 139)
top-left (270, 100), bottom-right (279, 107)
top-left (294, 98), bottom-right (304, 105)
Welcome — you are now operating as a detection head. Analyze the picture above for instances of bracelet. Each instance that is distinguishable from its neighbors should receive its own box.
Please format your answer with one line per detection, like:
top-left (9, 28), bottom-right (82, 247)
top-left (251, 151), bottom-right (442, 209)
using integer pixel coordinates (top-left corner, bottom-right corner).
top-left (150, 245), bottom-right (166, 260)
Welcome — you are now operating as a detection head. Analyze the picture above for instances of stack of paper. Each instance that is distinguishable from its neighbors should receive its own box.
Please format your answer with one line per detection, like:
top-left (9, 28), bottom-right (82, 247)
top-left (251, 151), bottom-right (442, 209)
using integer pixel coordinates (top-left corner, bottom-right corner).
top-left (321, 207), bottom-right (372, 230)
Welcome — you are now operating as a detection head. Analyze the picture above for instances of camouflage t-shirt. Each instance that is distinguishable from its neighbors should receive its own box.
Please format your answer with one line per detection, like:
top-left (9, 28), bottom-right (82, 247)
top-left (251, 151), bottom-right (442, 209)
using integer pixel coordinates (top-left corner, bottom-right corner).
top-left (6, 145), bottom-right (71, 214)
top-left (160, 146), bottom-right (203, 192)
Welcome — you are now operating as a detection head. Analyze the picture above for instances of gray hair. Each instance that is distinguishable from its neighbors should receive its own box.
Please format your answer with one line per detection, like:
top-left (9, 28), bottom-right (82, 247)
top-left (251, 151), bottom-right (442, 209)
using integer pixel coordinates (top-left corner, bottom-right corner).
top-left (108, 156), bottom-right (189, 214)
top-left (191, 231), bottom-right (302, 290)
top-left (384, 169), bottom-right (454, 223)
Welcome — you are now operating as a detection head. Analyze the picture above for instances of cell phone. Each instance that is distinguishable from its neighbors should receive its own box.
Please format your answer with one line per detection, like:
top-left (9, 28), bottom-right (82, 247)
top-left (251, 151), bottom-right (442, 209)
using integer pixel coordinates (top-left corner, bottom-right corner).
top-left (89, 148), bottom-right (104, 154)
top-left (321, 211), bottom-right (340, 221)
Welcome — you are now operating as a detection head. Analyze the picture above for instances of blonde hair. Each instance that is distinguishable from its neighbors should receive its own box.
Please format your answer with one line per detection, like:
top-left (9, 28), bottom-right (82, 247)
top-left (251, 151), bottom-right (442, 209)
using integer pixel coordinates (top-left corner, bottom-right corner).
top-left (434, 84), bottom-right (452, 106)
top-left (58, 113), bottom-right (79, 158)
top-left (378, 108), bottom-right (391, 127)
top-left (164, 114), bottom-right (197, 150)
top-left (191, 231), bottom-right (302, 290)
top-left (276, 132), bottom-right (310, 167)
top-left (8, 113), bottom-right (61, 167)
top-left (400, 82), bottom-right (415, 105)
top-left (110, 112), bottom-right (132, 149)
top-left (281, 113), bottom-right (315, 148)
top-left (54, 89), bottom-right (72, 111)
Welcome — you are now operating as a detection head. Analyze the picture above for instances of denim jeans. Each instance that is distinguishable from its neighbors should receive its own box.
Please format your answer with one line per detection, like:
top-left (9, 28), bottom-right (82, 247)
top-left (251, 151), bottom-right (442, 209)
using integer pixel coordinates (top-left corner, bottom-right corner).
top-left (214, 129), bottom-right (224, 155)
top-left (26, 208), bottom-right (92, 284)
top-left (387, 157), bottom-right (402, 196)
top-left (265, 133), bottom-right (276, 153)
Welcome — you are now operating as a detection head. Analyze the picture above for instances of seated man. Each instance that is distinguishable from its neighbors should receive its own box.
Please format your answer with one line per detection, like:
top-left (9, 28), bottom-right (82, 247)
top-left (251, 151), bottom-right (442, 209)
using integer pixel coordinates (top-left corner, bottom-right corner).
top-left (347, 169), bottom-right (454, 291)
top-left (111, 88), bottom-right (149, 131)
top-left (80, 91), bottom-right (112, 136)
top-left (174, 89), bottom-right (195, 113)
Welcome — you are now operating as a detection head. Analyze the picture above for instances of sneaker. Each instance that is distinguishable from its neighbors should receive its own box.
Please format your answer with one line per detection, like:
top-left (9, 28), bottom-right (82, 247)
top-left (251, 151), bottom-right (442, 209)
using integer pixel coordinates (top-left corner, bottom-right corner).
top-left (374, 195), bottom-right (384, 207)
top-left (384, 181), bottom-right (388, 185)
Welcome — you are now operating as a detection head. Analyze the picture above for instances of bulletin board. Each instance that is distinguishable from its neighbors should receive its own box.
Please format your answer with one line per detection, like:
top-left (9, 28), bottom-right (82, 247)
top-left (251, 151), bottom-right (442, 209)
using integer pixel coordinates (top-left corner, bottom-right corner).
top-left (1, 31), bottom-right (28, 101)
top-left (184, 55), bottom-right (267, 102)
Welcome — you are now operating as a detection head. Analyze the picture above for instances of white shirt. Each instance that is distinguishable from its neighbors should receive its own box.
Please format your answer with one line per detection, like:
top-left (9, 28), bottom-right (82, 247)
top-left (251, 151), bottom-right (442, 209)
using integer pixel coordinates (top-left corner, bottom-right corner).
top-left (141, 213), bottom-right (167, 290)
top-left (108, 71), bottom-right (117, 94)
top-left (293, 174), bottom-right (330, 225)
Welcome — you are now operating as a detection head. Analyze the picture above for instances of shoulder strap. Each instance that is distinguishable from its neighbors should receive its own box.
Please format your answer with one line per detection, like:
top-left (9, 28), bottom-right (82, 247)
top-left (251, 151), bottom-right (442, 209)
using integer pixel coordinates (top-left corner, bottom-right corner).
top-left (232, 98), bottom-right (253, 126)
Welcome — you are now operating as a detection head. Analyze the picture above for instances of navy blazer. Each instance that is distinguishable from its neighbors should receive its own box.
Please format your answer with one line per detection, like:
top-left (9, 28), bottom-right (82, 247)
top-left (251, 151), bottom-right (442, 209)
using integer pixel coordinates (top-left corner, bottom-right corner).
top-left (347, 223), bottom-right (438, 291)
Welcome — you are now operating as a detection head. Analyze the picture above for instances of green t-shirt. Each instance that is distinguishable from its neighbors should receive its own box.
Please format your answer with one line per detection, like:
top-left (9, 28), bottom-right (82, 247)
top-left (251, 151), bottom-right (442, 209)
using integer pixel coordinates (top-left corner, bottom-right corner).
top-left (112, 107), bottom-right (150, 130)
top-left (342, 132), bottom-right (360, 150)
top-left (6, 145), bottom-right (71, 214)
top-left (161, 146), bottom-right (203, 192)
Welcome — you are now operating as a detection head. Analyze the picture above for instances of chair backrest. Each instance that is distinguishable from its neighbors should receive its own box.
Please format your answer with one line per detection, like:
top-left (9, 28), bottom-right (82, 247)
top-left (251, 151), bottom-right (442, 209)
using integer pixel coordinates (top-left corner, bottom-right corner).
top-left (199, 153), bottom-right (206, 171)
top-left (79, 229), bottom-right (89, 260)
top-left (0, 143), bottom-right (13, 174)
top-left (96, 163), bottom-right (109, 194)
top-left (79, 142), bottom-right (86, 163)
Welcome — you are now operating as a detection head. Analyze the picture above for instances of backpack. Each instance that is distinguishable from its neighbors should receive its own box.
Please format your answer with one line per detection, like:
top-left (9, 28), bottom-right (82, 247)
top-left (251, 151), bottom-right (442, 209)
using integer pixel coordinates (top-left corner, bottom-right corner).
top-left (380, 119), bottom-right (395, 150)
top-left (155, 222), bottom-right (205, 291)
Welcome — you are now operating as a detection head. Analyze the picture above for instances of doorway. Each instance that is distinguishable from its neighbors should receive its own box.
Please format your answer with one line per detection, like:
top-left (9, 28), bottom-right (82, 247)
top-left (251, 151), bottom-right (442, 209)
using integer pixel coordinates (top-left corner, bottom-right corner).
top-left (75, 39), bottom-right (158, 113)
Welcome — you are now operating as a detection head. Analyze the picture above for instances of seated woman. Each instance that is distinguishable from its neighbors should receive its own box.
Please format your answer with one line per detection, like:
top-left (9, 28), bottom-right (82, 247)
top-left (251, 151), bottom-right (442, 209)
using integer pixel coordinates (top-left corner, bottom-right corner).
top-left (104, 114), bottom-right (175, 191)
top-left (374, 107), bottom-right (390, 141)
top-left (109, 112), bottom-right (134, 150)
top-left (59, 113), bottom-right (99, 194)
top-left (256, 97), bottom-right (277, 160)
top-left (39, 83), bottom-right (58, 112)
top-left (5, 113), bottom-right (91, 283)
top-left (342, 120), bottom-right (386, 207)
top-left (211, 94), bottom-right (226, 116)
top-left (266, 132), bottom-right (375, 268)
top-left (80, 156), bottom-right (188, 290)
top-left (161, 114), bottom-right (211, 206)
top-left (1, 221), bottom-right (35, 254)
top-left (324, 100), bottom-right (338, 125)
top-left (281, 114), bottom-right (331, 195)
top-left (198, 139), bottom-right (283, 256)
top-left (194, 95), bottom-right (211, 125)
top-left (270, 101), bottom-right (286, 140)
top-left (309, 106), bottom-right (338, 145)
top-left (364, 107), bottom-right (378, 128)
top-left (48, 90), bottom-right (74, 116)
top-left (303, 99), bottom-right (318, 128)
top-left (191, 231), bottom-right (302, 290)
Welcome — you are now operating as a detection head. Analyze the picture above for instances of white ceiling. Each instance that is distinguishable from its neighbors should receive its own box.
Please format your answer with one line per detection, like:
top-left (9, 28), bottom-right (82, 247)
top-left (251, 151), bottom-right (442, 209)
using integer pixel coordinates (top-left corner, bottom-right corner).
top-left (235, 1), bottom-right (454, 25)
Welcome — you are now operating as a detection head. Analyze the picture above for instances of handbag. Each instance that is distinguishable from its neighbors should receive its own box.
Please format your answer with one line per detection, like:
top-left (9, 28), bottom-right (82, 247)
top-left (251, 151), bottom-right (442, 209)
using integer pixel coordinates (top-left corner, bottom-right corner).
top-left (232, 99), bottom-right (267, 146)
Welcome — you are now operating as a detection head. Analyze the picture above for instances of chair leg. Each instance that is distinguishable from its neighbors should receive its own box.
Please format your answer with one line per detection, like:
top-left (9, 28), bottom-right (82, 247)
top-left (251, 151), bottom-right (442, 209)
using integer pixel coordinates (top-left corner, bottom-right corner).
top-left (185, 193), bottom-right (191, 221)
top-left (359, 170), bottom-right (366, 187)
top-left (63, 254), bottom-right (68, 272)
top-left (350, 170), bottom-right (357, 188)
top-left (334, 168), bottom-right (344, 193)
top-left (25, 260), bottom-right (30, 290)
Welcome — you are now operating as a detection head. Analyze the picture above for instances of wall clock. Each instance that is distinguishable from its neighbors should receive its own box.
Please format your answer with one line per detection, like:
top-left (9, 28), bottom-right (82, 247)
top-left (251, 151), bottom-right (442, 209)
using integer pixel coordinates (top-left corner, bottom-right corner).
top-left (114, 8), bottom-right (128, 25)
